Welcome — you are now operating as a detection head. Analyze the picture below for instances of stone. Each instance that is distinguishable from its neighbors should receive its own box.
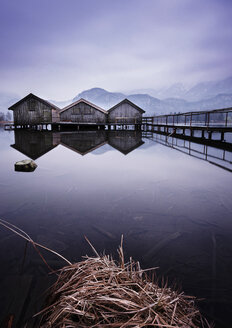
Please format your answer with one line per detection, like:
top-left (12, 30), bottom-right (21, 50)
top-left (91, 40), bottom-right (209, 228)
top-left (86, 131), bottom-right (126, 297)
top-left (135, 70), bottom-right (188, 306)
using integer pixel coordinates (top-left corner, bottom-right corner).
top-left (15, 159), bottom-right (37, 172)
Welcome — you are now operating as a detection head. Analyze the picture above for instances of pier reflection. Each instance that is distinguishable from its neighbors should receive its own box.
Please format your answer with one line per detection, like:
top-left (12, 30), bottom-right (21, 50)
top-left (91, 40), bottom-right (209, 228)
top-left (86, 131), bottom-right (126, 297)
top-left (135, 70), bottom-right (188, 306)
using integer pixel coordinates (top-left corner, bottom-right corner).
top-left (11, 130), bottom-right (144, 159)
top-left (143, 131), bottom-right (232, 172)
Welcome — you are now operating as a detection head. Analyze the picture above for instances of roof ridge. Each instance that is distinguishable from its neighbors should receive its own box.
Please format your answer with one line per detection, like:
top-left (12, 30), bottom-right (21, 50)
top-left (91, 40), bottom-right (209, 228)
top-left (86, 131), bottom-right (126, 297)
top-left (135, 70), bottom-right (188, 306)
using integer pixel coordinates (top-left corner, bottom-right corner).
top-left (108, 98), bottom-right (145, 113)
top-left (9, 93), bottom-right (60, 110)
top-left (59, 98), bottom-right (107, 114)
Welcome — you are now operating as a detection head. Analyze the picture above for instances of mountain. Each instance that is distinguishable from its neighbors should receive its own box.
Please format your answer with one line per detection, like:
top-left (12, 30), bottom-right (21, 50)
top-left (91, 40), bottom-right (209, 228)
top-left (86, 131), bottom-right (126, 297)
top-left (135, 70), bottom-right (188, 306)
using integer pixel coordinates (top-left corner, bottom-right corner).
top-left (72, 88), bottom-right (162, 115)
top-left (186, 93), bottom-right (232, 111)
top-left (129, 83), bottom-right (188, 99)
top-left (49, 99), bottom-right (72, 108)
top-left (73, 88), bottom-right (125, 109)
top-left (184, 77), bottom-right (232, 101)
top-left (0, 92), bottom-right (20, 113)
top-left (72, 88), bottom-right (232, 115)
top-left (1, 76), bottom-right (232, 117)
top-left (129, 77), bottom-right (232, 102)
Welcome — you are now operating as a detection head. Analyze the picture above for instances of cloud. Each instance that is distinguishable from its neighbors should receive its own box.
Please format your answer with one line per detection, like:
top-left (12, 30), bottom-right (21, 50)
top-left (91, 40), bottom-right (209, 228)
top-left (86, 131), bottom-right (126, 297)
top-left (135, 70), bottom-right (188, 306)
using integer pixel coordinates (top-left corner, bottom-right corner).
top-left (0, 0), bottom-right (231, 98)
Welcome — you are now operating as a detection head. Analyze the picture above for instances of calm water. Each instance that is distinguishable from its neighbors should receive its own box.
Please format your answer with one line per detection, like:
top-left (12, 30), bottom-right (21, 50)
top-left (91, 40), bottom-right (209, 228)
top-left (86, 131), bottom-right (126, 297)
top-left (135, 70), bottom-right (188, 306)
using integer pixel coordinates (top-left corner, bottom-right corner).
top-left (0, 127), bottom-right (232, 327)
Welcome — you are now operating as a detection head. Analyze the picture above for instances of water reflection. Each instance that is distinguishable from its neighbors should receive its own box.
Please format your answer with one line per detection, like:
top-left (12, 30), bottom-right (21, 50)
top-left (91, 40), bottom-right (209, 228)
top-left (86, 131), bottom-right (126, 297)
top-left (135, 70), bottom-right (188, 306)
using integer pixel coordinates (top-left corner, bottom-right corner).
top-left (11, 130), bottom-right (144, 159)
top-left (0, 128), bottom-right (232, 327)
top-left (11, 130), bottom-right (59, 160)
top-left (60, 131), bottom-right (107, 155)
top-left (108, 130), bottom-right (144, 154)
top-left (143, 131), bottom-right (232, 172)
top-left (10, 129), bottom-right (232, 172)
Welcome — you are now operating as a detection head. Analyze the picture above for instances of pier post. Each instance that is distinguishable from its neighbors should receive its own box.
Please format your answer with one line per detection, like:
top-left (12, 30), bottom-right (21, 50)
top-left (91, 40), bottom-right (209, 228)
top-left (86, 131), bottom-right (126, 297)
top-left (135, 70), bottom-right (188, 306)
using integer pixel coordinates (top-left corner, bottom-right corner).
top-left (225, 112), bottom-right (228, 127)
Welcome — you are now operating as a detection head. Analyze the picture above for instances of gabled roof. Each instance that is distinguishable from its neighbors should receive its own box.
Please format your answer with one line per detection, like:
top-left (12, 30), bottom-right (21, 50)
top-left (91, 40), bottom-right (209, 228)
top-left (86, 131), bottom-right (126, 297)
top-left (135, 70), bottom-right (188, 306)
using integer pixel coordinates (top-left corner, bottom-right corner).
top-left (108, 98), bottom-right (145, 114)
top-left (59, 98), bottom-right (107, 114)
top-left (8, 93), bottom-right (60, 111)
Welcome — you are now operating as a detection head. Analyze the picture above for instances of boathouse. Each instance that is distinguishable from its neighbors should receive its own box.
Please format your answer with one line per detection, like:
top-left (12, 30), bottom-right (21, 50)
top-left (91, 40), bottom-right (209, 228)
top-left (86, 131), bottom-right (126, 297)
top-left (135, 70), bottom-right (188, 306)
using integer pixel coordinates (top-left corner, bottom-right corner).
top-left (8, 93), bottom-right (60, 126)
top-left (107, 99), bottom-right (145, 124)
top-left (59, 99), bottom-right (107, 125)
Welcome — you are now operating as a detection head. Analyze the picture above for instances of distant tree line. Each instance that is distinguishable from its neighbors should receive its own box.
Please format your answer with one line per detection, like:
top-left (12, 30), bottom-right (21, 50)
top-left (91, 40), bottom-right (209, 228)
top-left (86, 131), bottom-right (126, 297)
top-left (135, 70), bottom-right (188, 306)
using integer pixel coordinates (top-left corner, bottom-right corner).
top-left (0, 111), bottom-right (12, 121)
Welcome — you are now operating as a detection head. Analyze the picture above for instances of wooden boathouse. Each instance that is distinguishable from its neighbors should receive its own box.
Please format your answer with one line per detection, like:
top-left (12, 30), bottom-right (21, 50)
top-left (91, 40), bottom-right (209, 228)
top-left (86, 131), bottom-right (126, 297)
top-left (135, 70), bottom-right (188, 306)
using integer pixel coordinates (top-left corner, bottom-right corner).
top-left (8, 93), bottom-right (60, 128)
top-left (7, 94), bottom-right (146, 130)
top-left (6, 93), bottom-right (232, 145)
top-left (56, 98), bottom-right (107, 130)
top-left (108, 99), bottom-right (145, 125)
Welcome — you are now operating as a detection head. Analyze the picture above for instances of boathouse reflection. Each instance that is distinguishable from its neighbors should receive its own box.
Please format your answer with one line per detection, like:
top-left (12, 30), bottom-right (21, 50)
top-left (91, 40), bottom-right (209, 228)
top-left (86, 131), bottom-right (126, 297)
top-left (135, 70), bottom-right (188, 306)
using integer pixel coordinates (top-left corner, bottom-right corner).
top-left (11, 130), bottom-right (144, 159)
top-left (60, 131), bottom-right (107, 155)
top-left (11, 130), bottom-right (60, 160)
top-left (108, 131), bottom-right (144, 154)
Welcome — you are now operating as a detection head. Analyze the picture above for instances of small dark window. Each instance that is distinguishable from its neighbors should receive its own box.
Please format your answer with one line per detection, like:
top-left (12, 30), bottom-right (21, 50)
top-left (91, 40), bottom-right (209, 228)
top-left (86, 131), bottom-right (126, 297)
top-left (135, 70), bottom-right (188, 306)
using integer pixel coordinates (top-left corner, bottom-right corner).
top-left (29, 99), bottom-right (36, 111)
top-left (83, 104), bottom-right (92, 115)
top-left (72, 106), bottom-right (81, 115)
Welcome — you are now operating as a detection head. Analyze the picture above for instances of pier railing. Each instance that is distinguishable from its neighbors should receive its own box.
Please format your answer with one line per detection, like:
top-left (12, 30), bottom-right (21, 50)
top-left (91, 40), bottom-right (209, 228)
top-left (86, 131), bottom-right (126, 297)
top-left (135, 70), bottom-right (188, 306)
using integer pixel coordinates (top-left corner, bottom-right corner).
top-left (142, 107), bottom-right (232, 128)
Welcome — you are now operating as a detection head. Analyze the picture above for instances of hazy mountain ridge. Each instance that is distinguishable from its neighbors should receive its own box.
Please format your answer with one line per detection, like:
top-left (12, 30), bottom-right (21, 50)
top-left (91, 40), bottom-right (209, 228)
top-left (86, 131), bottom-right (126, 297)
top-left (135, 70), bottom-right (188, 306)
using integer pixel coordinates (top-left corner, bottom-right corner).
top-left (73, 88), bottom-right (125, 109)
top-left (184, 77), bottom-right (232, 101)
top-left (129, 77), bottom-right (232, 101)
top-left (0, 92), bottom-right (20, 113)
top-left (1, 76), bottom-right (232, 116)
top-left (73, 88), bottom-right (232, 115)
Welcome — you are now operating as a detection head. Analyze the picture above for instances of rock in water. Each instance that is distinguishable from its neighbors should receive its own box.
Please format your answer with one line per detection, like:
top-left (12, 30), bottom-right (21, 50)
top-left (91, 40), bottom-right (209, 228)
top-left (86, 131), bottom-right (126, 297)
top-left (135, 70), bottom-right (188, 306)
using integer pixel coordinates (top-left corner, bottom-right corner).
top-left (15, 159), bottom-right (37, 172)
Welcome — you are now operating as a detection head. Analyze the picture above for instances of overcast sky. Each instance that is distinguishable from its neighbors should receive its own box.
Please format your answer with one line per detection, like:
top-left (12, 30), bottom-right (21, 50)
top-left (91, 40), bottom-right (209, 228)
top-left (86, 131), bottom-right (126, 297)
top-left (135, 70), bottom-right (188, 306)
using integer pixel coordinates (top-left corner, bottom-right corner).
top-left (0, 0), bottom-right (232, 99)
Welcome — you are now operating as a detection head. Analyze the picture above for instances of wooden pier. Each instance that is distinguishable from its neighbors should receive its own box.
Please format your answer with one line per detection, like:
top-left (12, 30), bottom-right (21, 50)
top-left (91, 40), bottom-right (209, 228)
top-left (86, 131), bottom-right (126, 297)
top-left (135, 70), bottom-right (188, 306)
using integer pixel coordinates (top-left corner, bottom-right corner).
top-left (142, 107), bottom-right (232, 143)
top-left (5, 106), bottom-right (232, 147)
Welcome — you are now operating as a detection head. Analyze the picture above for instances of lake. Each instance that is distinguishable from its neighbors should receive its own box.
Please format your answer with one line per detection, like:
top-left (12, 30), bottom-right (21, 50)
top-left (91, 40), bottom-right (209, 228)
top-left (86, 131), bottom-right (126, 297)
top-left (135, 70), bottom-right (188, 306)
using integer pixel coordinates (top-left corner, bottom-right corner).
top-left (0, 127), bottom-right (232, 327)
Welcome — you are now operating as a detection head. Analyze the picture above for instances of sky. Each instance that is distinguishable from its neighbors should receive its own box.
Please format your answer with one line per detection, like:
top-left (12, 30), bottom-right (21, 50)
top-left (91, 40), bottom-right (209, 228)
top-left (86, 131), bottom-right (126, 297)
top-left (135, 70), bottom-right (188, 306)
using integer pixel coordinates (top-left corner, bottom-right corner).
top-left (0, 0), bottom-right (232, 100)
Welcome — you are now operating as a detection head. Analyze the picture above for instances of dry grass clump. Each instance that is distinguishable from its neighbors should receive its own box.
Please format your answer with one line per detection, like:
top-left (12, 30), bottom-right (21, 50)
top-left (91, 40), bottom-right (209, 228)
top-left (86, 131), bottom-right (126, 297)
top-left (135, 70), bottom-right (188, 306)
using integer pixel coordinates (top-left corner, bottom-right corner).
top-left (40, 240), bottom-right (210, 328)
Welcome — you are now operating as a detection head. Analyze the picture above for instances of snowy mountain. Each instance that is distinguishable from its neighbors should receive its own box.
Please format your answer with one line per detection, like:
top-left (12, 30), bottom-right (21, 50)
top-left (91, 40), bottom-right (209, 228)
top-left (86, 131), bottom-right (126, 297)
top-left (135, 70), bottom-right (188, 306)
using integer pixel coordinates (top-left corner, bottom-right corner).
top-left (184, 77), bottom-right (232, 101)
top-left (72, 88), bottom-right (232, 115)
top-left (1, 76), bottom-right (232, 117)
top-left (73, 88), bottom-right (125, 109)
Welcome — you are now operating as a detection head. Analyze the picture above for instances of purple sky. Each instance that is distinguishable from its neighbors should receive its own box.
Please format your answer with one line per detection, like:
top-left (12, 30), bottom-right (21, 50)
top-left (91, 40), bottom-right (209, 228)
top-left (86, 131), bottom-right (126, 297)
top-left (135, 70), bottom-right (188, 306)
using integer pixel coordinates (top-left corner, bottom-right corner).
top-left (0, 0), bottom-right (232, 99)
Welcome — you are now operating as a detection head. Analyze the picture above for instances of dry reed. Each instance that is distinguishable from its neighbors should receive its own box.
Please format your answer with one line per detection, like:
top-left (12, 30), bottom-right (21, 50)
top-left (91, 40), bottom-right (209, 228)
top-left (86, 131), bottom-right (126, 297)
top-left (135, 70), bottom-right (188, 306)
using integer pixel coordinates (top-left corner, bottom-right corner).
top-left (39, 238), bottom-right (211, 328)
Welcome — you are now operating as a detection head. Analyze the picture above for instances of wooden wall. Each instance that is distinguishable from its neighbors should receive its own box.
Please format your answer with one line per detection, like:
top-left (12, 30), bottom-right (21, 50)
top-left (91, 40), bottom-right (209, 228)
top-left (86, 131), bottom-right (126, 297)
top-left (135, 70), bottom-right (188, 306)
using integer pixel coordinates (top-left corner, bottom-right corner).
top-left (60, 102), bottom-right (106, 123)
top-left (12, 98), bottom-right (55, 125)
top-left (108, 103), bottom-right (143, 124)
